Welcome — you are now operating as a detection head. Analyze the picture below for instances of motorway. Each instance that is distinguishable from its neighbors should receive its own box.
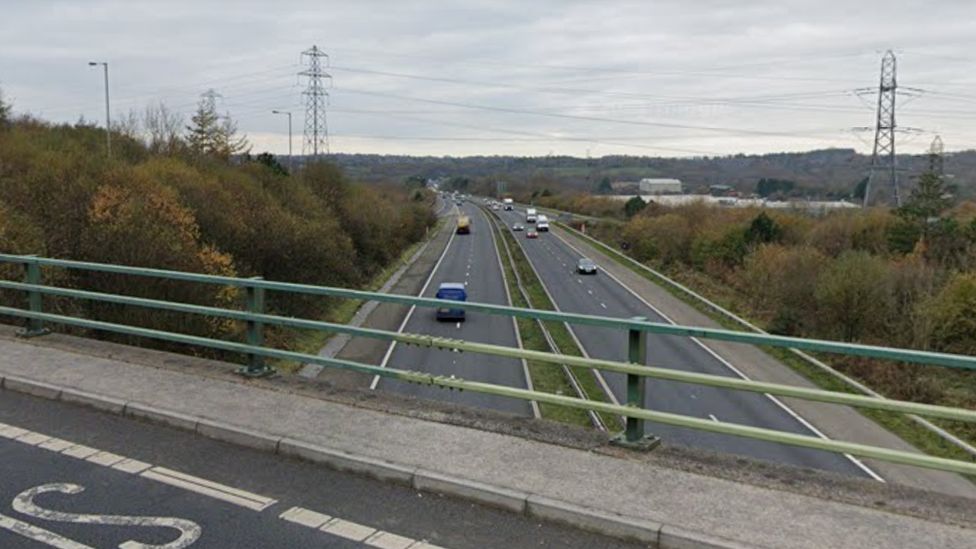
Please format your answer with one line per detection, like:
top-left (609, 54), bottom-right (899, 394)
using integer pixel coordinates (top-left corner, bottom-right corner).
top-left (0, 391), bottom-right (638, 548)
top-left (375, 203), bottom-right (532, 416)
top-left (493, 205), bottom-right (870, 477)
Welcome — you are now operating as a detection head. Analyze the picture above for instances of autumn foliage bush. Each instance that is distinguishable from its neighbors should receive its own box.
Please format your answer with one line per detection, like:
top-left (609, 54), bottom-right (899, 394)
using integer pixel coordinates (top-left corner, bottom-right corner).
top-left (581, 196), bottom-right (976, 425)
top-left (0, 119), bottom-right (435, 354)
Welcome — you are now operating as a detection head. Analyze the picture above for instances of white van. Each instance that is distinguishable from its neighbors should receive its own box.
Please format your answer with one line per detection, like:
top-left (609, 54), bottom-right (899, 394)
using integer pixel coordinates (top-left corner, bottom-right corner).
top-left (536, 215), bottom-right (549, 231)
top-left (526, 208), bottom-right (537, 223)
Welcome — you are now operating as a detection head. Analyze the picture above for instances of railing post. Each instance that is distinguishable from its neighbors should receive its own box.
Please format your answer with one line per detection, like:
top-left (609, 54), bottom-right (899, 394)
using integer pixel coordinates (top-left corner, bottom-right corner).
top-left (236, 276), bottom-right (275, 378)
top-left (614, 316), bottom-right (660, 450)
top-left (18, 255), bottom-right (50, 338)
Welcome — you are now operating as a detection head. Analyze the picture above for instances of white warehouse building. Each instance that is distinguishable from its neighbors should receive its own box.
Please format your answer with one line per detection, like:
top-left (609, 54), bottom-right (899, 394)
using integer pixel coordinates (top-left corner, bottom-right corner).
top-left (639, 178), bottom-right (683, 194)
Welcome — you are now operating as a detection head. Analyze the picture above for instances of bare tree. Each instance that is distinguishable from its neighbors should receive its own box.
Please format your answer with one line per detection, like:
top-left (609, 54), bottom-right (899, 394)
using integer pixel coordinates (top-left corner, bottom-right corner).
top-left (143, 101), bottom-right (184, 155)
top-left (0, 86), bottom-right (11, 128)
top-left (113, 108), bottom-right (141, 141)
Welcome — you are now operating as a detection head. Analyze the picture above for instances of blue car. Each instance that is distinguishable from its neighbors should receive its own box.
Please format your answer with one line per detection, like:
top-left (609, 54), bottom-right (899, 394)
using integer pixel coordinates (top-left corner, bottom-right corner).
top-left (435, 282), bottom-right (467, 321)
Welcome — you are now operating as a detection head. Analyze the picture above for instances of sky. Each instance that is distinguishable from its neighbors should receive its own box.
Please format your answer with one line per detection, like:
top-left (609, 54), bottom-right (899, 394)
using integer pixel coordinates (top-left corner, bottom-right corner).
top-left (2, 0), bottom-right (975, 158)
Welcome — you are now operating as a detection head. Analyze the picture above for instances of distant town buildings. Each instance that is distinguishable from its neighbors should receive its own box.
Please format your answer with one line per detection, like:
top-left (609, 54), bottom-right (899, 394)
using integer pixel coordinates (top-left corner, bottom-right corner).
top-left (638, 178), bottom-right (682, 194)
top-left (708, 184), bottom-right (735, 197)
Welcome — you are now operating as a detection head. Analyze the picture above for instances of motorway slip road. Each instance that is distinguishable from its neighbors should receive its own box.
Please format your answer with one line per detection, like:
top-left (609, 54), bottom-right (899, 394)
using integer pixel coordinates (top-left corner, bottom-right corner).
top-left (0, 328), bottom-right (974, 548)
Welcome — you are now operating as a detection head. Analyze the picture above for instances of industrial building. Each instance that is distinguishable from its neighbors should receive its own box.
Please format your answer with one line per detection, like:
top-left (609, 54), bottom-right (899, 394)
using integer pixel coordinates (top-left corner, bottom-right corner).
top-left (638, 178), bottom-right (682, 194)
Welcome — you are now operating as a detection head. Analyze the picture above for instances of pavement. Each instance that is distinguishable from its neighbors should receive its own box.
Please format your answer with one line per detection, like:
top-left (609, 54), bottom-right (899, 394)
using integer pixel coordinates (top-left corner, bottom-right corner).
top-left (495, 206), bottom-right (869, 477)
top-left (1, 328), bottom-right (974, 548)
top-left (547, 218), bottom-right (976, 498)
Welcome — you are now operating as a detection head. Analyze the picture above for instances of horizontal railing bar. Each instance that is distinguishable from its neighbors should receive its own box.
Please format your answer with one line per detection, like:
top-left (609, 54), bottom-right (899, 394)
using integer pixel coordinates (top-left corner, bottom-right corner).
top-left (1, 253), bottom-right (974, 371)
top-left (2, 305), bottom-right (975, 476)
top-left (1, 281), bottom-right (974, 424)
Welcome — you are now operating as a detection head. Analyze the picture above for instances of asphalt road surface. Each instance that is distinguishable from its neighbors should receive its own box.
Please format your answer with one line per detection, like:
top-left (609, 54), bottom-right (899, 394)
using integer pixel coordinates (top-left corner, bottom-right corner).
top-left (376, 203), bottom-right (532, 416)
top-left (495, 205), bottom-right (869, 478)
top-left (0, 391), bottom-right (640, 548)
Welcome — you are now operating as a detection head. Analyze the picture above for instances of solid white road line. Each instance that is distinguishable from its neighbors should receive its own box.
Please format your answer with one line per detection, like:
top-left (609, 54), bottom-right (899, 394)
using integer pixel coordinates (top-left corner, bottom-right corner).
top-left (141, 467), bottom-right (277, 512)
top-left (482, 205), bottom-right (541, 419)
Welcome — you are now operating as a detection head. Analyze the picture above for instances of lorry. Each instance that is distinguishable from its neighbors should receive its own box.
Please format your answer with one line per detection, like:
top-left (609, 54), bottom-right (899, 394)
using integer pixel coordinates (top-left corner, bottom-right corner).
top-left (456, 216), bottom-right (471, 234)
top-left (525, 208), bottom-right (537, 223)
top-left (503, 198), bottom-right (514, 211)
top-left (536, 215), bottom-right (549, 231)
top-left (435, 282), bottom-right (467, 321)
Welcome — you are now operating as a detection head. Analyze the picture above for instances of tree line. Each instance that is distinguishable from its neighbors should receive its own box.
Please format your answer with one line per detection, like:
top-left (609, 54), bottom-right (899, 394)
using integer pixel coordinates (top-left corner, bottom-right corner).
top-left (552, 173), bottom-right (976, 442)
top-left (0, 89), bottom-right (436, 356)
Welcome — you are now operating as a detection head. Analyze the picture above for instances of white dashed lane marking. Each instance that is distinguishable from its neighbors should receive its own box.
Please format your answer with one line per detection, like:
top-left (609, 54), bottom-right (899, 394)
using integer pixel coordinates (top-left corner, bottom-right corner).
top-left (708, 414), bottom-right (719, 422)
top-left (0, 421), bottom-right (451, 548)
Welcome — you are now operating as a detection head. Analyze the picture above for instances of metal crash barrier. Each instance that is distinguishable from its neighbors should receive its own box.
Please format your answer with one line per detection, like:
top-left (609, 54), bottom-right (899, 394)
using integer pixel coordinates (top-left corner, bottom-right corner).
top-left (1, 253), bottom-right (974, 476)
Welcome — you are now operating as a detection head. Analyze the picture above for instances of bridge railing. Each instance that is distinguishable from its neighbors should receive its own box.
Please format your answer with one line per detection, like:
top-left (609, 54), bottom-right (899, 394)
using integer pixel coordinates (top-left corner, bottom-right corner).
top-left (1, 253), bottom-right (975, 476)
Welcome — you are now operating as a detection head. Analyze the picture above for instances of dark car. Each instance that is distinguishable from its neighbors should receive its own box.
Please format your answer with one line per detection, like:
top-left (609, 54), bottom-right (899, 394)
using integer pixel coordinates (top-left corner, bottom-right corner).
top-left (512, 223), bottom-right (525, 231)
top-left (577, 257), bottom-right (597, 274)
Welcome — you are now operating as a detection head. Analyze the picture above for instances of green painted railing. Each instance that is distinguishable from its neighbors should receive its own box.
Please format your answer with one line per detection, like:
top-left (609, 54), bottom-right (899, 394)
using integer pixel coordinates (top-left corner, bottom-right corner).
top-left (1, 253), bottom-right (975, 476)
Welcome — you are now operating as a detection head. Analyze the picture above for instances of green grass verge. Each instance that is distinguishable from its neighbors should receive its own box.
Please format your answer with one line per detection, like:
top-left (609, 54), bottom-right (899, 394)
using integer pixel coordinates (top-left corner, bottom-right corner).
top-left (558, 221), bottom-right (976, 474)
top-left (489, 211), bottom-right (622, 431)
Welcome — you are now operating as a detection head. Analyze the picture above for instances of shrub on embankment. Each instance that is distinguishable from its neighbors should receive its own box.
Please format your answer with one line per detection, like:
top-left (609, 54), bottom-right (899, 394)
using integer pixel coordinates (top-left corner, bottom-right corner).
top-left (0, 116), bottom-right (436, 356)
top-left (566, 196), bottom-right (976, 444)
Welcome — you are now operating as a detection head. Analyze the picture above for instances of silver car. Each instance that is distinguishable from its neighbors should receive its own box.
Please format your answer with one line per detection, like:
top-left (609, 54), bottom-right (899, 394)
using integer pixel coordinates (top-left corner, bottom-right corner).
top-left (512, 223), bottom-right (525, 231)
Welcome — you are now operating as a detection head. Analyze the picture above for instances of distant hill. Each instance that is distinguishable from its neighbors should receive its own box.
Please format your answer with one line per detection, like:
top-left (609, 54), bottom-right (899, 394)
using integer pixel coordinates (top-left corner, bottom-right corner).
top-left (319, 149), bottom-right (976, 200)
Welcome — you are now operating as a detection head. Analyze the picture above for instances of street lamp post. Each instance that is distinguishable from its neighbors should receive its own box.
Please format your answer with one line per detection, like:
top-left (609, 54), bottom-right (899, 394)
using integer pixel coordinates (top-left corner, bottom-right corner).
top-left (271, 110), bottom-right (292, 172)
top-left (88, 61), bottom-right (110, 159)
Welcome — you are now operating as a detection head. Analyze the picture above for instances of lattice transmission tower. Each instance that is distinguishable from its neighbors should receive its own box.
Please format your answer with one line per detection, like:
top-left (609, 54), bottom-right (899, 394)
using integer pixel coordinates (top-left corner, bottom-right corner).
top-left (862, 50), bottom-right (900, 208)
top-left (299, 45), bottom-right (331, 159)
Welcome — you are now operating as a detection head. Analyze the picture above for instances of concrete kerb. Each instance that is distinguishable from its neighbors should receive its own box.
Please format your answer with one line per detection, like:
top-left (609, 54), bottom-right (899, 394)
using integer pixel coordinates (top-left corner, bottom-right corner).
top-left (526, 494), bottom-right (661, 545)
top-left (413, 469), bottom-right (529, 514)
top-left (2, 375), bottom-right (62, 400)
top-left (0, 372), bottom-right (755, 549)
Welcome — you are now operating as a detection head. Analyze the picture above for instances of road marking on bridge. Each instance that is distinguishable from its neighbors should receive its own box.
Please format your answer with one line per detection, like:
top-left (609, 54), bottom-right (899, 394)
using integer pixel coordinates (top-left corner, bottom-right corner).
top-left (141, 467), bottom-right (277, 511)
top-left (2, 421), bottom-right (451, 548)
top-left (0, 511), bottom-right (94, 549)
top-left (12, 483), bottom-right (202, 548)
top-left (279, 506), bottom-right (446, 549)
top-left (0, 420), bottom-right (277, 512)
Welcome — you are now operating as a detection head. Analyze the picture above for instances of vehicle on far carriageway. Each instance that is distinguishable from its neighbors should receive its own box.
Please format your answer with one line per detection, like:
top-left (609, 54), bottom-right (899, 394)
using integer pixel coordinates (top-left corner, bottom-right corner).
top-left (503, 198), bottom-right (514, 210)
top-left (576, 257), bottom-right (598, 275)
top-left (435, 282), bottom-right (467, 321)
top-left (457, 216), bottom-right (471, 234)
top-left (536, 215), bottom-right (550, 231)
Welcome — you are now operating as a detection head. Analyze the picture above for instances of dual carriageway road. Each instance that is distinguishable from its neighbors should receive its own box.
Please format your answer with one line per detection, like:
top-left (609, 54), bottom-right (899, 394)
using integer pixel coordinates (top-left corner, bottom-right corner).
top-left (377, 199), bottom-right (875, 479)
